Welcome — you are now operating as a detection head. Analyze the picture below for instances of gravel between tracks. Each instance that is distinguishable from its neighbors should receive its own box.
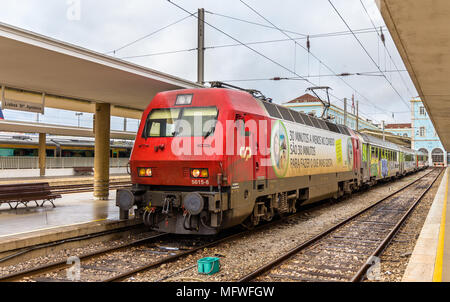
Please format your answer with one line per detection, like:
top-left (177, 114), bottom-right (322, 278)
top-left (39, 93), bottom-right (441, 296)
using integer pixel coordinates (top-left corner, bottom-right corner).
top-left (126, 170), bottom-right (431, 282)
top-left (0, 230), bottom-right (158, 278)
top-left (0, 170), bottom-right (434, 282)
top-left (368, 169), bottom-right (444, 282)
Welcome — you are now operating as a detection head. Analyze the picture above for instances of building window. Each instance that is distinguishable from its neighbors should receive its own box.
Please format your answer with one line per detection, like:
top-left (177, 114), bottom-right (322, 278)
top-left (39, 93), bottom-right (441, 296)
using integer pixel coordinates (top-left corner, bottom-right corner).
top-left (432, 148), bottom-right (444, 165)
top-left (419, 106), bottom-right (426, 115)
top-left (419, 127), bottom-right (425, 137)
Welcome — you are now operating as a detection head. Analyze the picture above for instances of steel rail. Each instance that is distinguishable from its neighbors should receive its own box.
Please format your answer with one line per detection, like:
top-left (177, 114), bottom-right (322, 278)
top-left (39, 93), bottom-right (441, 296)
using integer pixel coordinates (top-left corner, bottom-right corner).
top-left (0, 205), bottom-right (299, 282)
top-left (0, 224), bottom-right (144, 264)
top-left (238, 168), bottom-right (439, 282)
top-left (0, 233), bottom-right (168, 282)
top-left (104, 211), bottom-right (305, 282)
top-left (350, 169), bottom-right (443, 282)
top-left (51, 182), bottom-right (131, 195)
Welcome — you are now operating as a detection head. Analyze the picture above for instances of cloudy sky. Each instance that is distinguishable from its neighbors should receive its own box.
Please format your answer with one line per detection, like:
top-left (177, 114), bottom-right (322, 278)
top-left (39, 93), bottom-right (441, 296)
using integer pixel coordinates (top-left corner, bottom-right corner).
top-left (0, 0), bottom-right (417, 129)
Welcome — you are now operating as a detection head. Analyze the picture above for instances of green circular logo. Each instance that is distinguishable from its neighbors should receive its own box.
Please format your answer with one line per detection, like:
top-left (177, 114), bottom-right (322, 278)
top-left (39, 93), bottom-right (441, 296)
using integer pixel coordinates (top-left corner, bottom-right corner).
top-left (271, 120), bottom-right (289, 178)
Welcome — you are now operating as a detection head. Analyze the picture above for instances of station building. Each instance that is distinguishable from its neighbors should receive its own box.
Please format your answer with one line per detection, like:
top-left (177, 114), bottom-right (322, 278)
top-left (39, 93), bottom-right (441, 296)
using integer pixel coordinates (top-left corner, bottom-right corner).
top-left (411, 98), bottom-right (448, 166)
top-left (384, 123), bottom-right (412, 138)
top-left (283, 93), bottom-right (380, 131)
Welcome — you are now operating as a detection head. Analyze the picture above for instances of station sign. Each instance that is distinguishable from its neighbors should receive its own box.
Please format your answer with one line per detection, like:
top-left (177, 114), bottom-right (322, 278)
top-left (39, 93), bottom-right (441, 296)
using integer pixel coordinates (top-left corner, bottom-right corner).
top-left (2, 99), bottom-right (44, 114)
top-left (1, 86), bottom-right (45, 114)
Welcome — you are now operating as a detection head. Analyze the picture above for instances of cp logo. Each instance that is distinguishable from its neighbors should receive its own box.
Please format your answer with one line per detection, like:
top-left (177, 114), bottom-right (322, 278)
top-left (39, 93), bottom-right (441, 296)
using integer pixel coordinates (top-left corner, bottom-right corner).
top-left (240, 147), bottom-right (252, 161)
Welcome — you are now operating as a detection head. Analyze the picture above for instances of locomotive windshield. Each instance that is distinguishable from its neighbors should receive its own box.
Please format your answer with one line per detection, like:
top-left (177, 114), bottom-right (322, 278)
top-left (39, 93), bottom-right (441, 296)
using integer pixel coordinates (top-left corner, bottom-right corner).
top-left (143, 107), bottom-right (218, 138)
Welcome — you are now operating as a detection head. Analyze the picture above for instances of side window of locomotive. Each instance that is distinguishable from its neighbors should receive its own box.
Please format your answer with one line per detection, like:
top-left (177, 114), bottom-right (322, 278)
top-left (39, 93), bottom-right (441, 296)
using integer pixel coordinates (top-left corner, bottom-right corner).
top-left (236, 119), bottom-right (251, 137)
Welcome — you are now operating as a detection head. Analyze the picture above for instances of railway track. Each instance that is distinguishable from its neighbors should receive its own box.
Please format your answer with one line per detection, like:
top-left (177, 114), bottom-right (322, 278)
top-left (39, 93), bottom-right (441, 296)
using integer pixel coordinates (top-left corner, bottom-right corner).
top-left (51, 181), bottom-right (131, 195)
top-left (0, 169), bottom-right (435, 282)
top-left (0, 207), bottom-right (313, 282)
top-left (238, 168), bottom-right (442, 282)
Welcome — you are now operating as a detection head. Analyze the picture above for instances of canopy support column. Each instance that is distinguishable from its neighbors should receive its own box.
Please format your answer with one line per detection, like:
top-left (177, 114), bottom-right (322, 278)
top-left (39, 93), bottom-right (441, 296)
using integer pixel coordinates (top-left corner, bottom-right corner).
top-left (38, 133), bottom-right (46, 177)
top-left (94, 103), bottom-right (110, 200)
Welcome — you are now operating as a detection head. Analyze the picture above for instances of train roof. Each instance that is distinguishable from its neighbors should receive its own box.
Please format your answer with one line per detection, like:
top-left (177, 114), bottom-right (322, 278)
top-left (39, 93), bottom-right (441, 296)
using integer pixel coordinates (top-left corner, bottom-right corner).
top-left (154, 88), bottom-right (356, 137)
top-left (358, 133), bottom-right (401, 151)
top-left (358, 132), bottom-right (420, 154)
top-left (0, 134), bottom-right (133, 148)
top-left (0, 135), bottom-right (57, 147)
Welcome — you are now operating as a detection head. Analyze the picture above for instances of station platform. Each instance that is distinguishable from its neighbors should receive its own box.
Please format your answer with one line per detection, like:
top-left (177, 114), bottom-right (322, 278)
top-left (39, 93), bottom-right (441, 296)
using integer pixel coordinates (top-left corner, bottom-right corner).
top-left (403, 168), bottom-right (450, 282)
top-left (0, 189), bottom-right (140, 255)
top-left (0, 173), bottom-right (130, 186)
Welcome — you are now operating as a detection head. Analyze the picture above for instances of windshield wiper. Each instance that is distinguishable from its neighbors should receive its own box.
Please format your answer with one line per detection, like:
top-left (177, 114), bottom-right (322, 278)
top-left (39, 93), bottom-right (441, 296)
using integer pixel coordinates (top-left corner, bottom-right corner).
top-left (204, 128), bottom-right (215, 139)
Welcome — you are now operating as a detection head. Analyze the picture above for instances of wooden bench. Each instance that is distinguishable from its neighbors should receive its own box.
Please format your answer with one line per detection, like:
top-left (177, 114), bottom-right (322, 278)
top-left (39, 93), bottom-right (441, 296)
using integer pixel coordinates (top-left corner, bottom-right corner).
top-left (73, 167), bottom-right (94, 176)
top-left (0, 183), bottom-right (62, 209)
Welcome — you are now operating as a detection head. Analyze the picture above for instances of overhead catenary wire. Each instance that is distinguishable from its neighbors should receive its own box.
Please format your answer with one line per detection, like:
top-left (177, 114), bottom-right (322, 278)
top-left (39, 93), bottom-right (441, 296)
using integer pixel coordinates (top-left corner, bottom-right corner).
top-left (205, 10), bottom-right (307, 36)
top-left (204, 27), bottom-right (385, 50)
top-left (208, 69), bottom-right (409, 82)
top-left (105, 11), bottom-right (197, 55)
top-left (359, 0), bottom-right (416, 99)
top-left (239, 0), bottom-right (391, 121)
top-left (120, 48), bottom-right (197, 60)
top-left (328, 0), bottom-right (411, 110)
top-left (206, 10), bottom-right (387, 40)
top-left (166, 0), bottom-right (378, 123)
top-left (122, 28), bottom-right (387, 61)
top-left (238, 0), bottom-right (387, 122)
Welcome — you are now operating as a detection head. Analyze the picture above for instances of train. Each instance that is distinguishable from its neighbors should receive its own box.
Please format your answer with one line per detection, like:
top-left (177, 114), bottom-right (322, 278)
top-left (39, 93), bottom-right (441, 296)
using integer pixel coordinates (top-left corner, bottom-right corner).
top-left (0, 134), bottom-right (133, 158)
top-left (116, 87), bottom-right (429, 235)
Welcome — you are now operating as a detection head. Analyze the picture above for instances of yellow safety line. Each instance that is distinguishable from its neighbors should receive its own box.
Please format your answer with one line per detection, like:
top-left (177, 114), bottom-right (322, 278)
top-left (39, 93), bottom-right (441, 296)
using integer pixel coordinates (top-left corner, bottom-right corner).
top-left (433, 171), bottom-right (448, 282)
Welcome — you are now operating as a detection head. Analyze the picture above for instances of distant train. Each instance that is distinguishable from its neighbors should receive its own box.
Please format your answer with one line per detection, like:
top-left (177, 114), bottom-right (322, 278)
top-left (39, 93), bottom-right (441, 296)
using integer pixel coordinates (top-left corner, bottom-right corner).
top-left (116, 87), bottom-right (429, 235)
top-left (0, 134), bottom-right (133, 158)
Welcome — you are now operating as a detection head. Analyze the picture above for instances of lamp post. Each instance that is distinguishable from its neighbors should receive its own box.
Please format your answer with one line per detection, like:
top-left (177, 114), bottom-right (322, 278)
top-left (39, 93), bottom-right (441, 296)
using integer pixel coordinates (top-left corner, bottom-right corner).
top-left (75, 112), bottom-right (83, 127)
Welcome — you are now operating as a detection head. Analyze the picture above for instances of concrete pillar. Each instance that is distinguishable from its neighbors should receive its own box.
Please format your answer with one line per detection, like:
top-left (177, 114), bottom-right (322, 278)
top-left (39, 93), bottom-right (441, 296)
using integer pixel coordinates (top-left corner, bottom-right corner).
top-left (94, 103), bottom-right (111, 200)
top-left (38, 133), bottom-right (46, 177)
top-left (444, 150), bottom-right (448, 167)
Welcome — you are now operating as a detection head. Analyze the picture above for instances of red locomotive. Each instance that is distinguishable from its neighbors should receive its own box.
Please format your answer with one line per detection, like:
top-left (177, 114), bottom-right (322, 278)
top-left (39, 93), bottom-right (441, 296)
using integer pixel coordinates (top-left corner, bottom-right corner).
top-left (117, 86), bottom-right (428, 235)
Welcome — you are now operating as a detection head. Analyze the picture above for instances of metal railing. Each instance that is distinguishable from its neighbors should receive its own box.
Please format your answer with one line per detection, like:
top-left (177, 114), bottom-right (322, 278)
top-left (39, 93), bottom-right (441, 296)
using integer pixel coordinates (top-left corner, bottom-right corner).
top-left (0, 157), bottom-right (129, 170)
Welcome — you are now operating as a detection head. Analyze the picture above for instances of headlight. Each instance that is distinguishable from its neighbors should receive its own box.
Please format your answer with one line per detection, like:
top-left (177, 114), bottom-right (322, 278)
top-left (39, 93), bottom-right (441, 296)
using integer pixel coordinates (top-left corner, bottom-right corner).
top-left (138, 168), bottom-right (153, 177)
top-left (191, 168), bottom-right (208, 178)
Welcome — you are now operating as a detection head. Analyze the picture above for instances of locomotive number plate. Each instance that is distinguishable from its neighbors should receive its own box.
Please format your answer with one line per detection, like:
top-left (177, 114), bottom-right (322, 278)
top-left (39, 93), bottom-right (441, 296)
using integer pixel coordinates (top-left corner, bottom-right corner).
top-left (192, 179), bottom-right (210, 185)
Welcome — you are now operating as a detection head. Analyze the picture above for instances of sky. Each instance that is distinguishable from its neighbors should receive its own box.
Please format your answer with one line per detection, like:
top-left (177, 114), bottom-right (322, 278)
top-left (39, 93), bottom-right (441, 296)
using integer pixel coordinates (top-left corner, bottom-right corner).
top-left (0, 0), bottom-right (418, 128)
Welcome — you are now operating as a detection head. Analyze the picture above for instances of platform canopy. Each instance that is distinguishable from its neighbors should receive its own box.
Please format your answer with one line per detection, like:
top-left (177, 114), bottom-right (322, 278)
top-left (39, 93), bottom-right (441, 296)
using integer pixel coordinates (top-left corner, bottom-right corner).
top-left (0, 120), bottom-right (136, 140)
top-left (379, 0), bottom-right (450, 149)
top-left (0, 22), bottom-right (202, 117)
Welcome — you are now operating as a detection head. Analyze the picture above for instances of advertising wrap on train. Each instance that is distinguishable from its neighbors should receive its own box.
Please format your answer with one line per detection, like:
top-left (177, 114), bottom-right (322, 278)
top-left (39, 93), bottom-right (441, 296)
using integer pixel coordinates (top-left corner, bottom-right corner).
top-left (271, 120), bottom-right (353, 178)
